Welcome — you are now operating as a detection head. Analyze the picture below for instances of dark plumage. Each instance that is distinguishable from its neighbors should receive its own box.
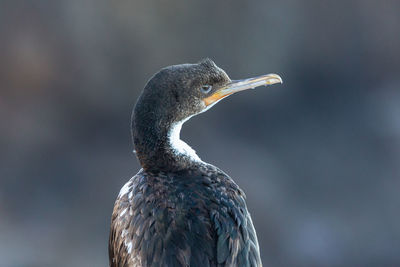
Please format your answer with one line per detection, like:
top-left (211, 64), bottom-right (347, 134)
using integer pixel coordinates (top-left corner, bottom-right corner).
top-left (109, 59), bottom-right (282, 267)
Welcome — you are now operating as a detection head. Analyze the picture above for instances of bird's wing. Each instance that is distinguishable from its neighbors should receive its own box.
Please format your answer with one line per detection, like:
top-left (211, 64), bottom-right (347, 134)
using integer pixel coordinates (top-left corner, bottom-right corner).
top-left (109, 178), bottom-right (138, 267)
top-left (210, 175), bottom-right (262, 267)
top-left (109, 172), bottom-right (217, 267)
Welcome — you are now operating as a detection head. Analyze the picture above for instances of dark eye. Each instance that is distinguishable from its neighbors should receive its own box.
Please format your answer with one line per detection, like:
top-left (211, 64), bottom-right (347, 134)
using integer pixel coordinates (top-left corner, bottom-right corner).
top-left (201, 85), bottom-right (212, 94)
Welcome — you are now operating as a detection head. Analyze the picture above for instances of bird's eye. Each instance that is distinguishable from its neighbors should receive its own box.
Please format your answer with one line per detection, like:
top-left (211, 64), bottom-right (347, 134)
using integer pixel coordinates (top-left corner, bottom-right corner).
top-left (201, 85), bottom-right (212, 94)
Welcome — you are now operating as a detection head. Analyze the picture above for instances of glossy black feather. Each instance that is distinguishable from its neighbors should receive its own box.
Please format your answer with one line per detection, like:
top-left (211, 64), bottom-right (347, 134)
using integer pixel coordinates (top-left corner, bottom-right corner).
top-left (109, 163), bottom-right (261, 267)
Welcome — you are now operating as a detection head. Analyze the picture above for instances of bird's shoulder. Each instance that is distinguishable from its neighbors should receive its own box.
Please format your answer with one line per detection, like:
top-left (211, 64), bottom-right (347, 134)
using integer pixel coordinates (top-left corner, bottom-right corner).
top-left (199, 164), bottom-right (262, 267)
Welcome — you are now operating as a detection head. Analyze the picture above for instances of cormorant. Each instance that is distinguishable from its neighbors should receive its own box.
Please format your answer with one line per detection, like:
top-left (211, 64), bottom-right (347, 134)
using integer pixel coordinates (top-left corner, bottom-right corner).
top-left (109, 59), bottom-right (282, 267)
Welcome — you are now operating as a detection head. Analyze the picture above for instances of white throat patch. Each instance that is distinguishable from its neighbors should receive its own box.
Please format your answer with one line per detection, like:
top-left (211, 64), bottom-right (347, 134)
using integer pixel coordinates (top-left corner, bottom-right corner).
top-left (168, 118), bottom-right (202, 162)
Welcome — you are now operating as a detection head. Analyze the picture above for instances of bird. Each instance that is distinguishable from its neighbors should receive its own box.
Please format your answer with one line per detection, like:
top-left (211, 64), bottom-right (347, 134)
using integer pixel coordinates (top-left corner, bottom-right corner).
top-left (109, 59), bottom-right (282, 267)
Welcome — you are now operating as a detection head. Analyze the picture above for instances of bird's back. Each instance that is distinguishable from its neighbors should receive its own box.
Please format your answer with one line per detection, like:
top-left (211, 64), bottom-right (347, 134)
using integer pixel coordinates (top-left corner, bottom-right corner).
top-left (109, 164), bottom-right (261, 267)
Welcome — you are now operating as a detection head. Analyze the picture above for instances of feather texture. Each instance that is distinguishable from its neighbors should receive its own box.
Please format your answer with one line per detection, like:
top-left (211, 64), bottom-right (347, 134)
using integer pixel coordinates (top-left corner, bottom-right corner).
top-left (109, 163), bottom-right (261, 267)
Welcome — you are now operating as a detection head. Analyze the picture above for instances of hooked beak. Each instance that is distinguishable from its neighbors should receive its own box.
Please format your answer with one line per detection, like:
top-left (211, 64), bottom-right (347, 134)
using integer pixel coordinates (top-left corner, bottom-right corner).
top-left (203, 73), bottom-right (282, 106)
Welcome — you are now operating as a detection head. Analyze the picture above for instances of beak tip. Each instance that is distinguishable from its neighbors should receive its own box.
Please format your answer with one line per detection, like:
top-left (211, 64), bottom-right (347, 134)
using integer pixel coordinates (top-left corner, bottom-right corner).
top-left (267, 74), bottom-right (283, 85)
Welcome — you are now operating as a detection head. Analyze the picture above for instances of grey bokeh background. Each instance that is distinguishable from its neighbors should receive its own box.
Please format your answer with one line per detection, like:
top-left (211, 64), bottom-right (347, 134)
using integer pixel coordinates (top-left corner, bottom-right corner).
top-left (1, 0), bottom-right (400, 266)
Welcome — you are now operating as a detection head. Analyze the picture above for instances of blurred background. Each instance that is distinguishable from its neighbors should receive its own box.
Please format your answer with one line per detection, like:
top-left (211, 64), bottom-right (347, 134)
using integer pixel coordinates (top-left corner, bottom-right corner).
top-left (1, 0), bottom-right (400, 266)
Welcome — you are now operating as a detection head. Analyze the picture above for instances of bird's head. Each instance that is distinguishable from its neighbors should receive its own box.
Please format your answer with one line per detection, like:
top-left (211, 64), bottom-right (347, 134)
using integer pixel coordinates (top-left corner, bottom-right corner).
top-left (135, 58), bottom-right (282, 124)
top-left (132, 59), bottom-right (282, 170)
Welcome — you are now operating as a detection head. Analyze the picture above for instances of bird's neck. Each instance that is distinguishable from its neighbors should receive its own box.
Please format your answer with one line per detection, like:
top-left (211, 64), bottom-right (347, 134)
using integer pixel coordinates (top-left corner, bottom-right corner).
top-left (168, 118), bottom-right (201, 162)
top-left (132, 112), bottom-right (202, 172)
